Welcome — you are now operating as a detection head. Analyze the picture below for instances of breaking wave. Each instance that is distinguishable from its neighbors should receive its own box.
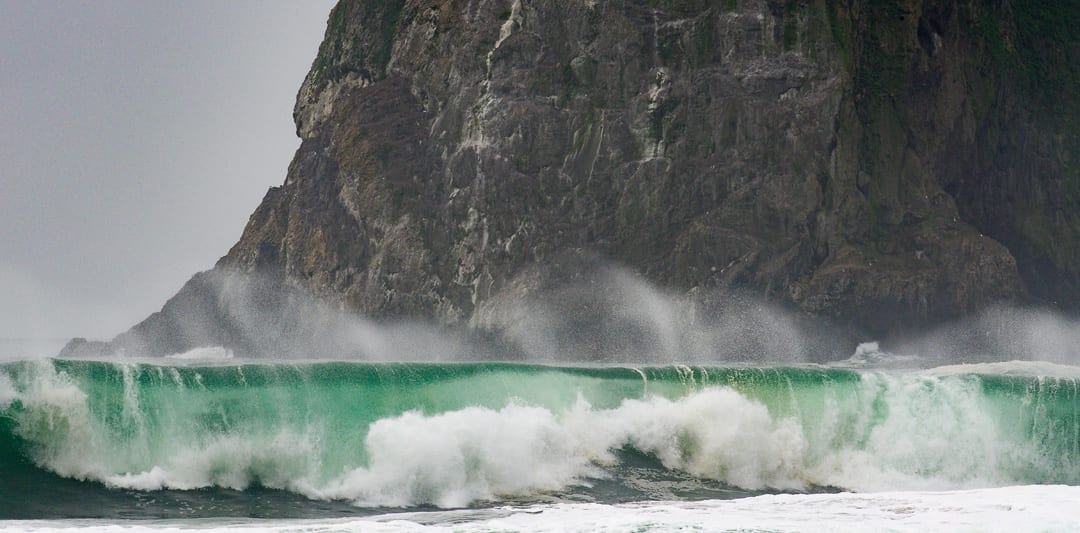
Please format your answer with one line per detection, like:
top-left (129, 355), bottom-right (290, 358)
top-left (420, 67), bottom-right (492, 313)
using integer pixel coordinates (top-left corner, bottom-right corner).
top-left (1, 359), bottom-right (1077, 509)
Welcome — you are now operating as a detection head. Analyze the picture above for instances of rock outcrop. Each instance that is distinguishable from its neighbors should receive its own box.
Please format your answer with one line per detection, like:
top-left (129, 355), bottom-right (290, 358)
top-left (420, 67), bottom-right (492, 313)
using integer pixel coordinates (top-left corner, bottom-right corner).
top-left (65, 0), bottom-right (1078, 359)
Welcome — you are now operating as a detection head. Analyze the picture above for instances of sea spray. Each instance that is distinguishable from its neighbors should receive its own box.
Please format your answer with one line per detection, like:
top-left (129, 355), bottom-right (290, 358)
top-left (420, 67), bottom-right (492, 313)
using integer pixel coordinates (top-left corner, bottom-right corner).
top-left (323, 390), bottom-right (807, 507)
top-left (1, 359), bottom-right (1078, 509)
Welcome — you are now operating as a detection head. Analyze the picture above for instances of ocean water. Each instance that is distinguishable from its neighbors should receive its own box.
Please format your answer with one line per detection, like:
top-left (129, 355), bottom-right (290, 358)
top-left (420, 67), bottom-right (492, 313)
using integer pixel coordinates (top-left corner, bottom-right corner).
top-left (1, 344), bottom-right (1079, 531)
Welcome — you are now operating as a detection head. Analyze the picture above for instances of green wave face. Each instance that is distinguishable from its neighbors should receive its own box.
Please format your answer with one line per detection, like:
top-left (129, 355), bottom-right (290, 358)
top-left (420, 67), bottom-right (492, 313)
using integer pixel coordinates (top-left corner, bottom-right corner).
top-left (0, 360), bottom-right (1077, 508)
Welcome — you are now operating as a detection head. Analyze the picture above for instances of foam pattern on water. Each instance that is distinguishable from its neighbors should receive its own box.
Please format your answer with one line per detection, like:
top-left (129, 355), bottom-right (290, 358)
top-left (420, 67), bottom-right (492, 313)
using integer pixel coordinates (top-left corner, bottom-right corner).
top-left (3, 486), bottom-right (1079, 532)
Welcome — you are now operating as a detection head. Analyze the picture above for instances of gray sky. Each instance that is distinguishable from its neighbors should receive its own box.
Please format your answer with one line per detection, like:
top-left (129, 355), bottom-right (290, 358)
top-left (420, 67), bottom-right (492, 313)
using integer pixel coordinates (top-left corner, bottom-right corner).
top-left (0, 0), bottom-right (336, 339)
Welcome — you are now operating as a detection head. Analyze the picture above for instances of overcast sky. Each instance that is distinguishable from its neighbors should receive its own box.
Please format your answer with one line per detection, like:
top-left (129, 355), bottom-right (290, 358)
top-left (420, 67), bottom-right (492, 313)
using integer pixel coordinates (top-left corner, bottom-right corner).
top-left (0, 0), bottom-right (337, 340)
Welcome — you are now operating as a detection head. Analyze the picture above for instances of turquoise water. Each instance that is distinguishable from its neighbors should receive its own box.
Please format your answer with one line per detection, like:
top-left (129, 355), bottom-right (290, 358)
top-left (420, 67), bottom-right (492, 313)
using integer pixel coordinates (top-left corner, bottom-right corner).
top-left (1, 358), bottom-right (1078, 519)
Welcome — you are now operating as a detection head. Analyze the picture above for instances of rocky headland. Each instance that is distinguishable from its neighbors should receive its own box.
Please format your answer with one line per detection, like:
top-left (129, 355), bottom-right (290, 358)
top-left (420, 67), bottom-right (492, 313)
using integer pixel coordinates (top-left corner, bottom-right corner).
top-left (63, 0), bottom-right (1078, 361)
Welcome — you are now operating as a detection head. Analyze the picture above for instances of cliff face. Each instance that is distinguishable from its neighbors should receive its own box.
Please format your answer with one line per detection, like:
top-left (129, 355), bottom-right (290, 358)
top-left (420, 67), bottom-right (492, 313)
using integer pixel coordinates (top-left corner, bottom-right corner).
top-left (76, 0), bottom-right (1077, 358)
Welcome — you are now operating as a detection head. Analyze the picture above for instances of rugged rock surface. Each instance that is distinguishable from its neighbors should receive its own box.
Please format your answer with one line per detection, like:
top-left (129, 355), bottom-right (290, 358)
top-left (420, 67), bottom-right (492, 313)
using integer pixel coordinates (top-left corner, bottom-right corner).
top-left (65, 0), bottom-right (1078, 359)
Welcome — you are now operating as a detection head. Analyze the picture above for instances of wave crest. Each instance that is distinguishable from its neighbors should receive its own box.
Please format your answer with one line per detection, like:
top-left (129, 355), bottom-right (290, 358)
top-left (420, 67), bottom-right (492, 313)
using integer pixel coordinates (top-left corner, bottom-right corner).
top-left (1, 360), bottom-right (1077, 507)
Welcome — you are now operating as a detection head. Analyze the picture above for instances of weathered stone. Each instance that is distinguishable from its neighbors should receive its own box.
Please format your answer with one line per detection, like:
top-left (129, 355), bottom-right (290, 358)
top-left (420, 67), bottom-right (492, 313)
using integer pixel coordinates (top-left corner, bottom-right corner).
top-left (76, 0), bottom-right (1077, 359)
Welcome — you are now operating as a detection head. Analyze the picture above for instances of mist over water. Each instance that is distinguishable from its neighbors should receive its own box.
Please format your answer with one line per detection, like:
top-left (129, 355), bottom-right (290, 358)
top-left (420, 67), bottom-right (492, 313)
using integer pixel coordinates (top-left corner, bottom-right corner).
top-left (472, 263), bottom-right (825, 364)
top-left (60, 259), bottom-right (1080, 369)
top-left (66, 261), bottom-right (850, 364)
top-left (0, 339), bottom-right (69, 362)
top-left (888, 306), bottom-right (1080, 366)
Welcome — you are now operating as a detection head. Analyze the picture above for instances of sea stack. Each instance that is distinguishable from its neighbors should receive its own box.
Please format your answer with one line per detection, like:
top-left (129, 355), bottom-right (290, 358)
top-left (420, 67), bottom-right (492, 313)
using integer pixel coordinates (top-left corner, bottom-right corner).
top-left (67, 0), bottom-right (1078, 358)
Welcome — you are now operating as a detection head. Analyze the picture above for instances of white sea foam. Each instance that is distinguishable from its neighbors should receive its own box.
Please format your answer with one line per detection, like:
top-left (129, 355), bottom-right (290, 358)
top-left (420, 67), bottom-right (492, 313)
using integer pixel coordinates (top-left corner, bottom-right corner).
top-left (313, 377), bottom-right (1032, 506)
top-left (921, 360), bottom-right (1080, 378)
top-left (314, 389), bottom-right (809, 507)
top-left (104, 431), bottom-right (321, 492)
top-left (163, 346), bottom-right (235, 361)
top-left (832, 341), bottom-right (926, 369)
top-left (319, 403), bottom-right (601, 507)
top-left (3, 485), bottom-right (1079, 532)
top-left (3, 360), bottom-right (105, 481)
top-left (362, 485), bottom-right (1080, 532)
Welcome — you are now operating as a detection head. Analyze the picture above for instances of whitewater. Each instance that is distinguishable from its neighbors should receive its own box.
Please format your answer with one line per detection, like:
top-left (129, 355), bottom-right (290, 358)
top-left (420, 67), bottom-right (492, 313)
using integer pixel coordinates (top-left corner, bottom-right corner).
top-left (1, 344), bottom-right (1079, 531)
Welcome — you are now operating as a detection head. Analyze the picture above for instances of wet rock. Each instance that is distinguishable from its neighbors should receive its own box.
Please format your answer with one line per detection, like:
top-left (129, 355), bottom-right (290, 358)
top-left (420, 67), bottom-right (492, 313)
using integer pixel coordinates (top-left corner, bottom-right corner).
top-left (92, 0), bottom-right (1078, 357)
